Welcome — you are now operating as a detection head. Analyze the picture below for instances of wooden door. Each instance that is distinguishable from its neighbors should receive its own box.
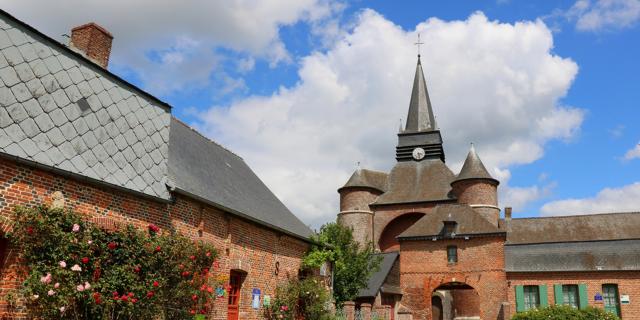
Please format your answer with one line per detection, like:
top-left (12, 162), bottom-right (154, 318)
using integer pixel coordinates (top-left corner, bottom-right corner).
top-left (228, 271), bottom-right (242, 320)
top-left (603, 284), bottom-right (621, 317)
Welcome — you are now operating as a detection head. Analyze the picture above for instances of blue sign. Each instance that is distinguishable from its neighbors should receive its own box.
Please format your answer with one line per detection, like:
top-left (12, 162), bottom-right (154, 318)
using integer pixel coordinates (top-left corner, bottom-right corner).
top-left (252, 288), bottom-right (261, 309)
top-left (595, 293), bottom-right (603, 301)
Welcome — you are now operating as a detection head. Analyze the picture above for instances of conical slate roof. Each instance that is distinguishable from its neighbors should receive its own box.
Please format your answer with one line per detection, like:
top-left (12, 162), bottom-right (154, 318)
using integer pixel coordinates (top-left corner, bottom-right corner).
top-left (453, 145), bottom-right (498, 184)
top-left (405, 56), bottom-right (436, 132)
top-left (339, 168), bottom-right (388, 193)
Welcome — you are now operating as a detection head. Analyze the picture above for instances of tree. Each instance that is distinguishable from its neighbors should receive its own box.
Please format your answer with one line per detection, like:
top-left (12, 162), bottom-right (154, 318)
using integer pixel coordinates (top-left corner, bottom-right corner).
top-left (302, 223), bottom-right (381, 306)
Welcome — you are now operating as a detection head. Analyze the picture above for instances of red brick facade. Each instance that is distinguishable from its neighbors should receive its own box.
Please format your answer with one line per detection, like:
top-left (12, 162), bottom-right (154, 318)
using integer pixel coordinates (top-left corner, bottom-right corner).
top-left (507, 272), bottom-right (640, 319)
top-left (0, 157), bottom-right (309, 319)
top-left (399, 236), bottom-right (507, 320)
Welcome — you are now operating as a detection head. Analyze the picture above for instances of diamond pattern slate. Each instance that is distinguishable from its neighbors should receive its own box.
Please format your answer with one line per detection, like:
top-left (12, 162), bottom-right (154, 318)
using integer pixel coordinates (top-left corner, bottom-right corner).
top-left (0, 14), bottom-right (171, 199)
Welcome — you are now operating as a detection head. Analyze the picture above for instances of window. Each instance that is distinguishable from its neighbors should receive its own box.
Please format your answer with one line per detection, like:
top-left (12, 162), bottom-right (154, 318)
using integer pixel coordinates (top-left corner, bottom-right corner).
top-left (447, 246), bottom-right (457, 264)
top-left (523, 286), bottom-right (540, 310)
top-left (602, 284), bottom-right (621, 317)
top-left (562, 285), bottom-right (579, 308)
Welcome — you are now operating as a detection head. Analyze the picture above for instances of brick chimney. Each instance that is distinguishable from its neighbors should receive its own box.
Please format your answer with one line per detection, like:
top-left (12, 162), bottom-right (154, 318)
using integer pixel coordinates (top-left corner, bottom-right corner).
top-left (504, 207), bottom-right (512, 221)
top-left (70, 22), bottom-right (113, 68)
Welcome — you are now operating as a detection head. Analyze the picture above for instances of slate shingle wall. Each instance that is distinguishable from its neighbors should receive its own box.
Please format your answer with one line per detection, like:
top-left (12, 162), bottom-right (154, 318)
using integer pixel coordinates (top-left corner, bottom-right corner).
top-left (0, 14), bottom-right (171, 200)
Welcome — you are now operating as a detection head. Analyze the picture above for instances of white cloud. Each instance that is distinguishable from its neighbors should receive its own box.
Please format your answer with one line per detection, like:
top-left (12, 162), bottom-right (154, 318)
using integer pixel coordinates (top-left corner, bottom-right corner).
top-left (567, 0), bottom-right (640, 31)
top-left (0, 0), bottom-right (340, 93)
top-left (196, 11), bottom-right (583, 226)
top-left (541, 182), bottom-right (640, 215)
top-left (624, 142), bottom-right (640, 160)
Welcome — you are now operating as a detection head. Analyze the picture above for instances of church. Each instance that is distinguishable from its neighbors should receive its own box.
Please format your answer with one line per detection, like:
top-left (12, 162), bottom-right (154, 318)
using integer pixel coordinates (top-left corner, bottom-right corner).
top-left (338, 55), bottom-right (640, 320)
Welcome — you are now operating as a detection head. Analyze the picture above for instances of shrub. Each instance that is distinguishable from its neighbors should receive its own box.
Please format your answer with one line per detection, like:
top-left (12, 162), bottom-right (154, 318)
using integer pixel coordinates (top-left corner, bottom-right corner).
top-left (7, 206), bottom-right (219, 319)
top-left (512, 305), bottom-right (621, 320)
top-left (263, 278), bottom-right (332, 320)
top-left (303, 223), bottom-right (381, 306)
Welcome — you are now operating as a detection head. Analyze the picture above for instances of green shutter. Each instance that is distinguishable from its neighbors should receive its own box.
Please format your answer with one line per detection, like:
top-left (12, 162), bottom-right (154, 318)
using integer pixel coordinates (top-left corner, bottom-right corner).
top-left (515, 285), bottom-right (525, 312)
top-left (554, 284), bottom-right (564, 305)
top-left (579, 284), bottom-right (589, 309)
top-left (539, 285), bottom-right (549, 307)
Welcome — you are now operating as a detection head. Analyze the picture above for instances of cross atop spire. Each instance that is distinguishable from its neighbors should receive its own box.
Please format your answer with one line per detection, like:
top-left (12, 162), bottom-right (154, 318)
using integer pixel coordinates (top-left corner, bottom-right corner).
top-left (414, 33), bottom-right (424, 57)
top-left (404, 55), bottom-right (436, 132)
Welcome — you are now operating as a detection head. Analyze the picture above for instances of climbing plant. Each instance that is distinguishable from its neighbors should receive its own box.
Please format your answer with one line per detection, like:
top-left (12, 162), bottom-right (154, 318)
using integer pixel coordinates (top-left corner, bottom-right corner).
top-left (8, 205), bottom-right (219, 319)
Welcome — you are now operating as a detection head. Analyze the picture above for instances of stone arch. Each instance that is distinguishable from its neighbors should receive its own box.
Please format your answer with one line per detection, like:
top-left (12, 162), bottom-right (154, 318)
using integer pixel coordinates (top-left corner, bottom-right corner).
top-left (431, 282), bottom-right (480, 320)
top-left (378, 212), bottom-right (425, 252)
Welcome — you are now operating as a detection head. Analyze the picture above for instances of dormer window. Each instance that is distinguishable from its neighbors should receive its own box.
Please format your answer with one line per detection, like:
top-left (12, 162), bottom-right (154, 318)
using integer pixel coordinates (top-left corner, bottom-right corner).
top-left (443, 220), bottom-right (457, 238)
top-left (447, 245), bottom-right (458, 264)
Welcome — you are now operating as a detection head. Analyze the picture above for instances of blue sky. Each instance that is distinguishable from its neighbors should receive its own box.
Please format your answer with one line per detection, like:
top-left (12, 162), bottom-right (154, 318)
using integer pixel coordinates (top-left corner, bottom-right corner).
top-left (3, 0), bottom-right (640, 227)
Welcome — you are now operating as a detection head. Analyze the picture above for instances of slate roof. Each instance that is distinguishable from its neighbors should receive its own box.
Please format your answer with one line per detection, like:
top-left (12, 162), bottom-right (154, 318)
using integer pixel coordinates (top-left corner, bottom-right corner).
top-left (398, 204), bottom-right (504, 239)
top-left (167, 118), bottom-right (313, 240)
top-left (357, 252), bottom-right (399, 298)
top-left (374, 159), bottom-right (455, 205)
top-left (506, 212), bottom-right (640, 245)
top-left (405, 56), bottom-right (436, 132)
top-left (339, 169), bottom-right (388, 193)
top-left (453, 145), bottom-right (497, 184)
top-left (505, 239), bottom-right (640, 272)
top-left (0, 10), bottom-right (171, 199)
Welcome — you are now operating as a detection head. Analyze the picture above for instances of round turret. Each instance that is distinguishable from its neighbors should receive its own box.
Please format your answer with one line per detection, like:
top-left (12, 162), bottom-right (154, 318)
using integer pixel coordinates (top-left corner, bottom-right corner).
top-left (450, 145), bottom-right (500, 226)
top-left (337, 169), bottom-right (387, 247)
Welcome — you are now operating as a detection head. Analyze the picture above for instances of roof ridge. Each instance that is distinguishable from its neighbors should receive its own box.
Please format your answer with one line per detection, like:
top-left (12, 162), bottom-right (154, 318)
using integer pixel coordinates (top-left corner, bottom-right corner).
top-left (358, 168), bottom-right (388, 175)
top-left (515, 211), bottom-right (640, 220)
top-left (171, 117), bottom-right (243, 160)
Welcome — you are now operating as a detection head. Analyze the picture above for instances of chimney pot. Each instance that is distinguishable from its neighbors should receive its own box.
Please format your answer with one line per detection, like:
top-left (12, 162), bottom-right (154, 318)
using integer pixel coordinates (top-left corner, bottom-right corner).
top-left (70, 22), bottom-right (113, 68)
top-left (505, 207), bottom-right (512, 220)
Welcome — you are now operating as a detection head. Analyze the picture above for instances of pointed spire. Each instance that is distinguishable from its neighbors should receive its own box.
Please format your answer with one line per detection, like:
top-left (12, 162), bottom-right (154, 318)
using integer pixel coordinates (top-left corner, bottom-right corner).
top-left (454, 144), bottom-right (498, 184)
top-left (405, 56), bottom-right (436, 132)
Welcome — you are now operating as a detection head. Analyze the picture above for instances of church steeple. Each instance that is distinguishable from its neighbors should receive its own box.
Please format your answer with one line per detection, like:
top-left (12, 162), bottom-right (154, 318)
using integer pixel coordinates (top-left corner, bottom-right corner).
top-left (405, 56), bottom-right (437, 132)
top-left (396, 55), bottom-right (445, 163)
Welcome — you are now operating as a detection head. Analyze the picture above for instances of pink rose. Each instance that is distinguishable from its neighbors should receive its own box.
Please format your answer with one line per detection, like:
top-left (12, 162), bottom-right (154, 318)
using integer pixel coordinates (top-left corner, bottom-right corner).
top-left (72, 224), bottom-right (80, 232)
top-left (54, 282), bottom-right (60, 289)
top-left (84, 282), bottom-right (91, 290)
top-left (48, 290), bottom-right (55, 296)
top-left (76, 284), bottom-right (85, 292)
top-left (59, 261), bottom-right (67, 268)
top-left (40, 273), bottom-right (52, 284)
top-left (71, 264), bottom-right (82, 272)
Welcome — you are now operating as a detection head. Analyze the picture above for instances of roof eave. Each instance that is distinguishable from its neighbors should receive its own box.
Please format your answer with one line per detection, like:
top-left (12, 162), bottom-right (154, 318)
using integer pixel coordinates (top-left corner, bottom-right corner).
top-left (398, 231), bottom-right (507, 241)
top-left (371, 198), bottom-right (457, 207)
top-left (451, 177), bottom-right (500, 186)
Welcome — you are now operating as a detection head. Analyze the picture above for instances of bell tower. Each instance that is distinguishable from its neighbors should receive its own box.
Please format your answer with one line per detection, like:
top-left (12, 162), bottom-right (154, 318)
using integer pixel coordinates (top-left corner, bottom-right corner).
top-left (396, 56), bottom-right (445, 162)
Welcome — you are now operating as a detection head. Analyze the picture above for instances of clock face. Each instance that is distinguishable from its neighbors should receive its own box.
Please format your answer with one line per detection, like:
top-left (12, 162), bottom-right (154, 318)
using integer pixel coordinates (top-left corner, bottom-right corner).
top-left (412, 147), bottom-right (426, 160)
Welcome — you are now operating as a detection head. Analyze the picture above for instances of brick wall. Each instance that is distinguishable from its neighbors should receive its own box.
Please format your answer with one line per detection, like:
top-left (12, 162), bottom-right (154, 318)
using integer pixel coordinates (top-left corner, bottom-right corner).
top-left (371, 203), bottom-right (437, 251)
top-left (507, 271), bottom-right (640, 319)
top-left (399, 236), bottom-right (507, 320)
top-left (339, 188), bottom-right (380, 247)
top-left (0, 157), bottom-right (309, 319)
top-left (450, 180), bottom-right (499, 226)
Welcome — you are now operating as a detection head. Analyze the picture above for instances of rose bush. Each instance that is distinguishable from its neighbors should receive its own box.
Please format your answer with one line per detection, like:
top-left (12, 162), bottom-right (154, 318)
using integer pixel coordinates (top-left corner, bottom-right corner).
top-left (8, 206), bottom-right (219, 319)
top-left (263, 278), bottom-right (332, 320)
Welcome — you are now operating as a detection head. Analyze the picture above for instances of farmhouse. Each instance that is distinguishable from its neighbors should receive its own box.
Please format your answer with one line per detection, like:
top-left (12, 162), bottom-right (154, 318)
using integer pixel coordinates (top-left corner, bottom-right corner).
top-left (0, 9), bottom-right (315, 320)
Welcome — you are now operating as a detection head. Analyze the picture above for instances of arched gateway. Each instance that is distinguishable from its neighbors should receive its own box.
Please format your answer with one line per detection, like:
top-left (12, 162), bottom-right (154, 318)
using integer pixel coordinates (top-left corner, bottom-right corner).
top-left (431, 282), bottom-right (480, 320)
